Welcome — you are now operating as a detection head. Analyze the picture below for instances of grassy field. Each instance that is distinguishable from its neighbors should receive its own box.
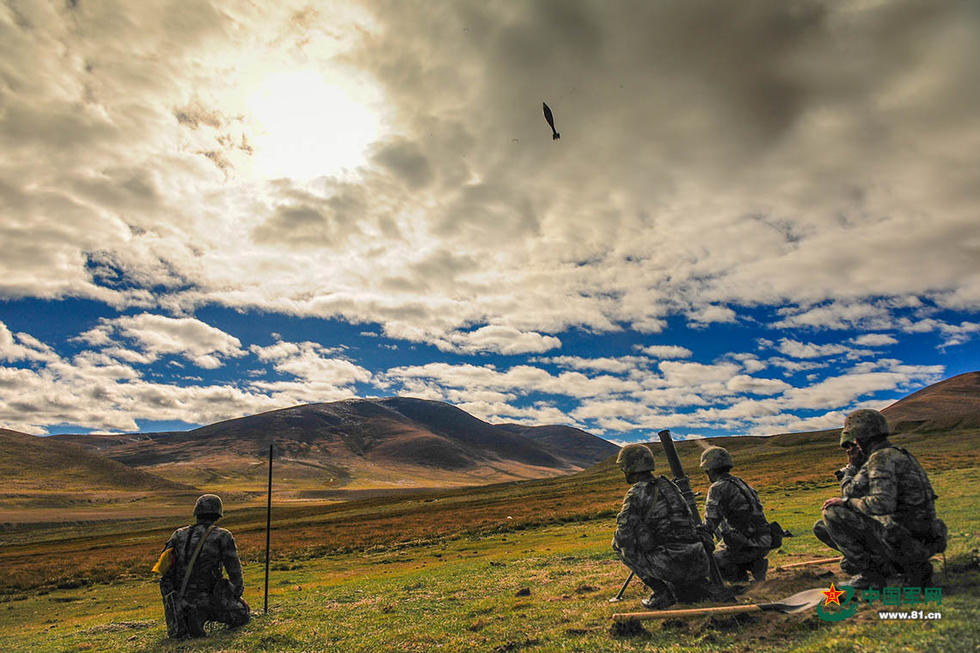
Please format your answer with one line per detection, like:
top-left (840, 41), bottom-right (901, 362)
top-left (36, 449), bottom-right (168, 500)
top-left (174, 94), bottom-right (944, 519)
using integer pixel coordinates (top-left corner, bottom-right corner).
top-left (2, 430), bottom-right (980, 652)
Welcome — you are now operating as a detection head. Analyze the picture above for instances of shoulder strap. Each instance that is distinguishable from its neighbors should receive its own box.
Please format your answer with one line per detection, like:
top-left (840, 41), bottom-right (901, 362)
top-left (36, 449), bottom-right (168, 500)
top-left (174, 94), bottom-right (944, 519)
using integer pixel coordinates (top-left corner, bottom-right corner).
top-left (642, 478), bottom-right (662, 523)
top-left (727, 477), bottom-right (762, 512)
top-left (178, 523), bottom-right (217, 599)
top-left (891, 446), bottom-right (939, 502)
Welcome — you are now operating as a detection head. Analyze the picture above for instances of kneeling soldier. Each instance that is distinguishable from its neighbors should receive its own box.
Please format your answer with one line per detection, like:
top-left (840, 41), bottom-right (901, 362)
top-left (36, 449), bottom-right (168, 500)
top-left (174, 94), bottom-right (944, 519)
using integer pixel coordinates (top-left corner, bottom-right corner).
top-left (157, 494), bottom-right (250, 637)
top-left (612, 443), bottom-right (712, 610)
top-left (700, 446), bottom-right (772, 582)
top-left (818, 409), bottom-right (947, 589)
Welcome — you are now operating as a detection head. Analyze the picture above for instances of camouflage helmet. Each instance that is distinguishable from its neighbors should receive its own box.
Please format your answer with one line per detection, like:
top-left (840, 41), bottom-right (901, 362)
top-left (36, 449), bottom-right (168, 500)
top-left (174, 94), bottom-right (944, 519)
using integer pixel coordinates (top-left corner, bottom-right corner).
top-left (841, 409), bottom-right (889, 445)
top-left (193, 494), bottom-right (223, 517)
top-left (839, 427), bottom-right (858, 449)
top-left (699, 446), bottom-right (733, 472)
top-left (616, 444), bottom-right (655, 474)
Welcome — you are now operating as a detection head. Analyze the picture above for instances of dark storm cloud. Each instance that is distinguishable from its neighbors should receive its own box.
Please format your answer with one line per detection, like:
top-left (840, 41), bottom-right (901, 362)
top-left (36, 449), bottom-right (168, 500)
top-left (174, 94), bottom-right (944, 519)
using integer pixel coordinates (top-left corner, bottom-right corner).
top-left (343, 0), bottom-right (980, 317)
top-left (251, 186), bottom-right (365, 249)
top-left (370, 139), bottom-right (434, 188)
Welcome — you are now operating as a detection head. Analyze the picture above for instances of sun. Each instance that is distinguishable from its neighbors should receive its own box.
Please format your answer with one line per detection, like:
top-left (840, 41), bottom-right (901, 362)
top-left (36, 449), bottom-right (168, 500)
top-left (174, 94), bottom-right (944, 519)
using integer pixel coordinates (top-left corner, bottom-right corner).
top-left (246, 69), bottom-right (382, 181)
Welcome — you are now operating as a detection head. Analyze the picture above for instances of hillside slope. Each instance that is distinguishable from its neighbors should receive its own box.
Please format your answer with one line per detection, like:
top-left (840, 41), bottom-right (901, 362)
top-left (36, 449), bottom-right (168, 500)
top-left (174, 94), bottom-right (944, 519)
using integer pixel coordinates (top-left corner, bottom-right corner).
top-left (881, 370), bottom-right (980, 432)
top-left (53, 398), bottom-right (616, 495)
top-left (0, 428), bottom-right (191, 493)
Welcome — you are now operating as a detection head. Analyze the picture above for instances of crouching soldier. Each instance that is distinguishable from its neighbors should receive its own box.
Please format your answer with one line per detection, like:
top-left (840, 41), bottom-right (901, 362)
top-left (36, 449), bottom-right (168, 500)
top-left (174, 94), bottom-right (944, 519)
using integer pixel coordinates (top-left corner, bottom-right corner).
top-left (817, 409), bottom-right (947, 589)
top-left (813, 425), bottom-right (867, 554)
top-left (612, 444), bottom-right (713, 610)
top-left (155, 494), bottom-right (250, 637)
top-left (700, 446), bottom-right (772, 582)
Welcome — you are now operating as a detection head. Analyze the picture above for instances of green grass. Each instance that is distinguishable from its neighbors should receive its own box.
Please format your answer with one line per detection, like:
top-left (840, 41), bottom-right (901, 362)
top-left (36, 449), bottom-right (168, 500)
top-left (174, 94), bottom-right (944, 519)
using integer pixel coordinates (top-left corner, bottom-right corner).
top-left (3, 464), bottom-right (979, 652)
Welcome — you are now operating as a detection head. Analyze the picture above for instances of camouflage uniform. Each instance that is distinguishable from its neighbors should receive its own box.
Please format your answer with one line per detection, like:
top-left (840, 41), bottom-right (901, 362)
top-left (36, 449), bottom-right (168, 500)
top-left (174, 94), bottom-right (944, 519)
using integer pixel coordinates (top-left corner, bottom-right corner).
top-left (813, 458), bottom-right (864, 550)
top-left (703, 472), bottom-right (772, 581)
top-left (160, 497), bottom-right (249, 636)
top-left (612, 475), bottom-right (710, 601)
top-left (818, 410), bottom-right (946, 586)
top-left (822, 440), bottom-right (943, 576)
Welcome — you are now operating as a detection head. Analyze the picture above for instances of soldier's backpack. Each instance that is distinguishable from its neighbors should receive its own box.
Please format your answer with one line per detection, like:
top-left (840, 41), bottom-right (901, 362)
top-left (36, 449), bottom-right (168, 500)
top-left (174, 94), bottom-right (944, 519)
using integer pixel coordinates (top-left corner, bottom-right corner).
top-left (162, 523), bottom-right (217, 639)
top-left (768, 520), bottom-right (785, 550)
top-left (727, 477), bottom-right (785, 550)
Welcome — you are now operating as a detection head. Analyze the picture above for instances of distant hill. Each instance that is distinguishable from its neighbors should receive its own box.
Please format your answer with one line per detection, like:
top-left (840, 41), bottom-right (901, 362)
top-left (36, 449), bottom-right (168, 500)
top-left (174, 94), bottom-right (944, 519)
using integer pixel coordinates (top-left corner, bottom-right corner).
top-left (0, 428), bottom-right (193, 493)
top-left (881, 371), bottom-right (980, 432)
top-left (494, 423), bottom-right (619, 468)
top-left (54, 397), bottom-right (619, 496)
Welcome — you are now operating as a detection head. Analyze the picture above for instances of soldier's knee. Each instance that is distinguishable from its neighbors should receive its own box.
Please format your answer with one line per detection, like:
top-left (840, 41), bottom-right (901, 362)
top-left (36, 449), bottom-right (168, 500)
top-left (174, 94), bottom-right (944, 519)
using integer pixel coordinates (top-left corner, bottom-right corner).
top-left (822, 504), bottom-right (851, 523)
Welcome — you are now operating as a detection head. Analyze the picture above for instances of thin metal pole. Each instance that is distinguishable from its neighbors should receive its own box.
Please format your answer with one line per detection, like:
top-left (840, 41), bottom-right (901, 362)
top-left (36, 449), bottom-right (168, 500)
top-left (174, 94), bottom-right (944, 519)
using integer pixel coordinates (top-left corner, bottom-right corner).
top-left (610, 571), bottom-right (635, 602)
top-left (264, 443), bottom-right (272, 614)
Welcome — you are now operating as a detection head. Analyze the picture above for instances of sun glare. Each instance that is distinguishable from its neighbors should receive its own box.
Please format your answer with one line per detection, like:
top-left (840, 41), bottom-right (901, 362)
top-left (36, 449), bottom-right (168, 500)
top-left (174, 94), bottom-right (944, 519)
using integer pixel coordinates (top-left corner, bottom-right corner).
top-left (247, 69), bottom-right (382, 180)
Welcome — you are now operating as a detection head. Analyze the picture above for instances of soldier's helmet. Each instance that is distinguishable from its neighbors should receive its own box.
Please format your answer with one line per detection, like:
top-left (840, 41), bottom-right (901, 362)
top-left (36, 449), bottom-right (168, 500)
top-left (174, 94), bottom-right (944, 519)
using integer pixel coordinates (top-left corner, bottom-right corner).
top-left (840, 409), bottom-right (889, 445)
top-left (839, 427), bottom-right (858, 449)
top-left (616, 444), bottom-right (655, 474)
top-left (699, 446), bottom-right (733, 472)
top-left (193, 494), bottom-right (224, 517)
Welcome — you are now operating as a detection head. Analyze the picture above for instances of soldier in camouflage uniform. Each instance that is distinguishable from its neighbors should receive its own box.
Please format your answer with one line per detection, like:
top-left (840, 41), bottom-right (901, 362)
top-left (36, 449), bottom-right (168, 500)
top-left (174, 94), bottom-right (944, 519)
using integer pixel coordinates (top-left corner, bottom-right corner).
top-left (159, 494), bottom-right (250, 637)
top-left (700, 446), bottom-right (772, 582)
top-left (612, 444), bottom-right (712, 609)
top-left (812, 426), bottom-right (867, 551)
top-left (818, 409), bottom-right (947, 589)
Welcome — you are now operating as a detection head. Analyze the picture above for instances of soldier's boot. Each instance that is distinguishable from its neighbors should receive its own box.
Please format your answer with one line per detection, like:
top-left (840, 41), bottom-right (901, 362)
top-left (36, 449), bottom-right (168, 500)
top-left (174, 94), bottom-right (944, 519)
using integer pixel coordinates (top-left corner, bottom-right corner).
top-left (842, 570), bottom-right (887, 590)
top-left (902, 561), bottom-right (934, 588)
top-left (748, 558), bottom-right (768, 581)
top-left (640, 579), bottom-right (675, 610)
top-left (731, 564), bottom-right (750, 583)
top-left (184, 608), bottom-right (207, 638)
top-left (641, 590), bottom-right (676, 610)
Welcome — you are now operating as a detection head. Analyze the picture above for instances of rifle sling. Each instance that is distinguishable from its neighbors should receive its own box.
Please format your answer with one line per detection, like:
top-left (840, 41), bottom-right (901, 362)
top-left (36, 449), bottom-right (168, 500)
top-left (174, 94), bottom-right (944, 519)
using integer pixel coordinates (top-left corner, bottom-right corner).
top-left (179, 523), bottom-right (217, 600)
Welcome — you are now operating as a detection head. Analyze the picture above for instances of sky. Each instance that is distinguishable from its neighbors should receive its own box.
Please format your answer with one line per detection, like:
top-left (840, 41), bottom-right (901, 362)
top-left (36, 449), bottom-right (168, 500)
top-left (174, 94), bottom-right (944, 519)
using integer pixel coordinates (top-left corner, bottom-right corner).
top-left (1, 0), bottom-right (978, 443)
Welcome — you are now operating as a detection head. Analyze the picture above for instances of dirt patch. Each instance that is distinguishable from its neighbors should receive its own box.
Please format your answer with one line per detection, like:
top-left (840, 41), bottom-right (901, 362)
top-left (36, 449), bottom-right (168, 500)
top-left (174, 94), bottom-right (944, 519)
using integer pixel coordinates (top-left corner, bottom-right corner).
top-left (609, 618), bottom-right (648, 638)
top-left (84, 620), bottom-right (154, 634)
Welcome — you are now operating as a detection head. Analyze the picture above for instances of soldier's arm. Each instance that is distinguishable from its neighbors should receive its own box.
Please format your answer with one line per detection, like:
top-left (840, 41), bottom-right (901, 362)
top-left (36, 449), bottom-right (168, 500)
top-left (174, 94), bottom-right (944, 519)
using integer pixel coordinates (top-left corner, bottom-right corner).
top-left (221, 531), bottom-right (245, 597)
top-left (848, 452), bottom-right (897, 516)
top-left (839, 464), bottom-right (861, 497)
top-left (702, 482), bottom-right (725, 535)
top-left (613, 486), bottom-right (651, 558)
top-left (612, 486), bottom-right (664, 582)
top-left (159, 531), bottom-right (179, 595)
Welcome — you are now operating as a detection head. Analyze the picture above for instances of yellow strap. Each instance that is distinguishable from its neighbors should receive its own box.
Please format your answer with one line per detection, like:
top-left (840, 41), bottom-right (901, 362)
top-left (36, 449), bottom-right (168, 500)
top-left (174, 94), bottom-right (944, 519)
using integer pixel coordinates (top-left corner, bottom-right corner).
top-left (152, 547), bottom-right (175, 574)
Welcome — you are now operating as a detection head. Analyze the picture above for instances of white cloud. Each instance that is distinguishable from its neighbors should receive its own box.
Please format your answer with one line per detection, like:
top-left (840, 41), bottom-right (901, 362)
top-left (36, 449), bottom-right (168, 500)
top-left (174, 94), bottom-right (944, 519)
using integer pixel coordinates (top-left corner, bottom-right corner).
top-left (851, 333), bottom-right (899, 347)
top-left (444, 326), bottom-right (562, 355)
top-left (726, 375), bottom-right (791, 395)
top-left (379, 362), bottom-right (641, 399)
top-left (659, 361), bottom-right (740, 386)
top-left (635, 345), bottom-right (693, 360)
top-left (79, 314), bottom-right (247, 369)
top-left (532, 355), bottom-right (646, 374)
top-left (774, 338), bottom-right (861, 359)
top-left (250, 340), bottom-right (372, 386)
top-left (0, 322), bottom-right (60, 364)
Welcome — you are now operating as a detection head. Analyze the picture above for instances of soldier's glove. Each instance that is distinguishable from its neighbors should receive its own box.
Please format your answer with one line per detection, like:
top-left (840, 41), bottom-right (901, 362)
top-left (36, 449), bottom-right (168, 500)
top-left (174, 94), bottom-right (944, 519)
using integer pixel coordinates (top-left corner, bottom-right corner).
top-left (834, 467), bottom-right (846, 481)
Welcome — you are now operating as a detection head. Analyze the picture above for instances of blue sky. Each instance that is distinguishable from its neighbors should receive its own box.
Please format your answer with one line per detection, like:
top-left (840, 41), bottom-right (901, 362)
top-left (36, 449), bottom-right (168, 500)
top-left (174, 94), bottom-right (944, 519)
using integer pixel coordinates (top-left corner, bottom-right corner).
top-left (1, 1), bottom-right (978, 442)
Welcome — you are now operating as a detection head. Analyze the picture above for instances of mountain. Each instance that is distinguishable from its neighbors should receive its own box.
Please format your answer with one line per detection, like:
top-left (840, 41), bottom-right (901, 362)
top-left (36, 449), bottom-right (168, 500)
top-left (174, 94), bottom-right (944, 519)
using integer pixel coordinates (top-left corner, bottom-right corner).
top-left (494, 423), bottom-right (620, 468)
top-left (54, 397), bottom-right (619, 496)
top-left (0, 428), bottom-right (192, 493)
top-left (881, 371), bottom-right (980, 432)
